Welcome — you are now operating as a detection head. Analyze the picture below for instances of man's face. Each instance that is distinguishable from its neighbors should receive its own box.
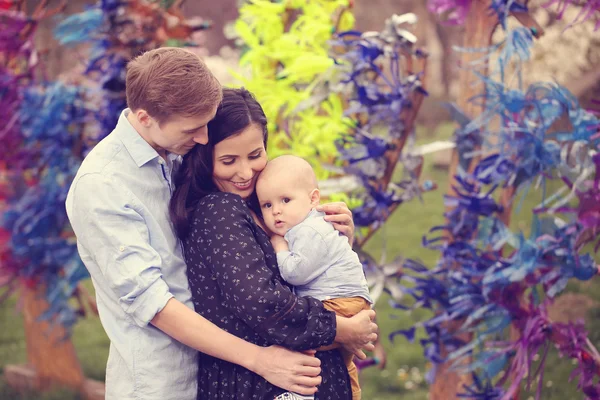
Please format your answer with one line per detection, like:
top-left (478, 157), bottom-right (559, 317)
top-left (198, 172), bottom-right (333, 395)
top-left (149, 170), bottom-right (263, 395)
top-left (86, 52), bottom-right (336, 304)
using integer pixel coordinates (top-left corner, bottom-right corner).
top-left (150, 105), bottom-right (218, 156)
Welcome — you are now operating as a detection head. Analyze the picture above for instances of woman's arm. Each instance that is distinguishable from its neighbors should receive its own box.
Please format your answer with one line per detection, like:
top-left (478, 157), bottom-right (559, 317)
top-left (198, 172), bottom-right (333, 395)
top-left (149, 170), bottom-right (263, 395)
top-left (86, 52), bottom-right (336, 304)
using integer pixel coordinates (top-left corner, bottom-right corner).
top-left (151, 299), bottom-right (322, 395)
top-left (190, 193), bottom-right (337, 351)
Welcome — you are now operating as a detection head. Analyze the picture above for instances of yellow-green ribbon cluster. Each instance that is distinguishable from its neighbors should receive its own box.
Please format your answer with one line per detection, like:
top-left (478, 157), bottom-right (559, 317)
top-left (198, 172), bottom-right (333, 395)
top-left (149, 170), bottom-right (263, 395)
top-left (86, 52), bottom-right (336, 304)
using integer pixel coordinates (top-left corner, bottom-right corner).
top-left (233, 0), bottom-right (355, 179)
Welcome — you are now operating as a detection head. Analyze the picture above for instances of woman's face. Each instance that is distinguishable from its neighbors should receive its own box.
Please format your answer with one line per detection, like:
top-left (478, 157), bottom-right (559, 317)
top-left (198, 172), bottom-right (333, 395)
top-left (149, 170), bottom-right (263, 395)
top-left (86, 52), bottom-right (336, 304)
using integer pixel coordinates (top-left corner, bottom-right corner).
top-left (212, 123), bottom-right (267, 199)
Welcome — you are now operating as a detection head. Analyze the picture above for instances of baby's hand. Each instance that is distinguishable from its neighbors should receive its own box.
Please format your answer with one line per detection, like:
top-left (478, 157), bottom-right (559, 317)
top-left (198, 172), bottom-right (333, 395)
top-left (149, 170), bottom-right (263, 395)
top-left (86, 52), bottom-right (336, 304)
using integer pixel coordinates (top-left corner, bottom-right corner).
top-left (270, 235), bottom-right (289, 253)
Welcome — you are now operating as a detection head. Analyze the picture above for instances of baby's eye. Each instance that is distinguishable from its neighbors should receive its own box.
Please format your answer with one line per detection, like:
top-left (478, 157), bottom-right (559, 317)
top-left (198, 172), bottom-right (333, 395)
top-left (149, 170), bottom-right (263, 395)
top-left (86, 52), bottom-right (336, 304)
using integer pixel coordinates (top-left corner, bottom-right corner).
top-left (263, 203), bottom-right (271, 209)
top-left (283, 198), bottom-right (291, 203)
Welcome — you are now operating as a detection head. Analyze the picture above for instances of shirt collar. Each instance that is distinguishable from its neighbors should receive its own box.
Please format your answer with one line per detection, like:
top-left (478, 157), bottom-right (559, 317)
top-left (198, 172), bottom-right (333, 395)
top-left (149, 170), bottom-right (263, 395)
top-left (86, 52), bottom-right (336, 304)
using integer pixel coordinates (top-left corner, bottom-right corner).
top-left (114, 109), bottom-right (162, 168)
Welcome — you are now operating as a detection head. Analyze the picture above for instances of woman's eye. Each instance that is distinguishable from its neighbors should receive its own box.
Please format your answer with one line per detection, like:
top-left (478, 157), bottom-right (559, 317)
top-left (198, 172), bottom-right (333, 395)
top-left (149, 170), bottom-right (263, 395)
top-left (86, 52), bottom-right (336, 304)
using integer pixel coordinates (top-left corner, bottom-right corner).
top-left (222, 159), bottom-right (235, 166)
top-left (283, 198), bottom-right (291, 203)
top-left (249, 153), bottom-right (262, 160)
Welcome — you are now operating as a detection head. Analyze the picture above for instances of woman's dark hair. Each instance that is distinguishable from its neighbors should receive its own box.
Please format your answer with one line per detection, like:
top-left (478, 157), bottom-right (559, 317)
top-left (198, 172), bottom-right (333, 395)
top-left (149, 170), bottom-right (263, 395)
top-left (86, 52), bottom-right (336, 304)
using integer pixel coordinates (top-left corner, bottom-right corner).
top-left (170, 87), bottom-right (268, 239)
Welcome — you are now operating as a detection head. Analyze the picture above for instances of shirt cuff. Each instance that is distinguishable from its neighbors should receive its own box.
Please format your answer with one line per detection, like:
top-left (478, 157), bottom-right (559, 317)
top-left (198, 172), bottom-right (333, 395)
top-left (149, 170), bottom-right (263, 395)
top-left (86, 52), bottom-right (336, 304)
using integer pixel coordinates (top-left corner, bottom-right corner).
top-left (124, 278), bottom-right (174, 327)
top-left (276, 251), bottom-right (292, 267)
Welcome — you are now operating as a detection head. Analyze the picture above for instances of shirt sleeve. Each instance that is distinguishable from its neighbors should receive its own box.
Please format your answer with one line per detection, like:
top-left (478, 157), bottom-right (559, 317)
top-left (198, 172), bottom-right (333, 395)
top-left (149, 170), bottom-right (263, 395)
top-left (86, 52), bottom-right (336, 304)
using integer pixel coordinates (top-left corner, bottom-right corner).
top-left (188, 193), bottom-right (336, 351)
top-left (276, 226), bottom-right (330, 286)
top-left (66, 173), bottom-right (173, 327)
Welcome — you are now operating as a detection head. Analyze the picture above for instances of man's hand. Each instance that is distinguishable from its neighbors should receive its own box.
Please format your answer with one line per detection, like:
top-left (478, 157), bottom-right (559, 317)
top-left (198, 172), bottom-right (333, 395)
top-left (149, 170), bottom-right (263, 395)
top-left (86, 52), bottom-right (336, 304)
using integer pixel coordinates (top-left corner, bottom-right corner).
top-left (270, 235), bottom-right (289, 253)
top-left (316, 202), bottom-right (355, 245)
top-left (335, 309), bottom-right (378, 359)
top-left (250, 346), bottom-right (322, 396)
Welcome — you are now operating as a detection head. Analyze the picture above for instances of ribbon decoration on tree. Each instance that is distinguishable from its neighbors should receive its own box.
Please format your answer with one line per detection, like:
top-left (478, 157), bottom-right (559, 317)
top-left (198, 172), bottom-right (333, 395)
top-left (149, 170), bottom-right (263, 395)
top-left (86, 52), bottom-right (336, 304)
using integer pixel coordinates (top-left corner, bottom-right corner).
top-left (234, 3), bottom-right (434, 370)
top-left (0, 0), bottom-right (209, 334)
top-left (388, 1), bottom-right (600, 398)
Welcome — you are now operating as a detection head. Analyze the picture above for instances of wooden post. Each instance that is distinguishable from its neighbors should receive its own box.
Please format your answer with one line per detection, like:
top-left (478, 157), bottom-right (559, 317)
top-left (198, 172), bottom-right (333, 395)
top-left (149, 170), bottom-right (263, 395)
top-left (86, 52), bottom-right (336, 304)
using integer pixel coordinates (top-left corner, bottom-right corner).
top-left (5, 285), bottom-right (83, 390)
top-left (23, 286), bottom-right (85, 388)
top-left (429, 1), bottom-right (498, 399)
top-left (4, 284), bottom-right (104, 400)
top-left (355, 49), bottom-right (429, 248)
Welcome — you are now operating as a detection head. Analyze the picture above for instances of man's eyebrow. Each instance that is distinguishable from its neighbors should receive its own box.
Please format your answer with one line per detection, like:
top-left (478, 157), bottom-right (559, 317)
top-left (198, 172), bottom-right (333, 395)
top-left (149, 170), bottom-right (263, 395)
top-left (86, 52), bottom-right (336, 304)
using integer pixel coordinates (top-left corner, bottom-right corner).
top-left (182, 124), bottom-right (206, 133)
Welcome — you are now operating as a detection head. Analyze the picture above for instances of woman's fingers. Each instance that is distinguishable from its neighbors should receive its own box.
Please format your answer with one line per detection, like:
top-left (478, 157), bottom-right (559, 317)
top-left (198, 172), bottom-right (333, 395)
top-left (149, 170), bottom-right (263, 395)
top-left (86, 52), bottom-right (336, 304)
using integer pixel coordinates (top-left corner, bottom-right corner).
top-left (352, 349), bottom-right (367, 360)
top-left (318, 202), bottom-right (356, 242)
top-left (331, 222), bottom-right (352, 238)
top-left (362, 342), bottom-right (375, 352)
top-left (323, 213), bottom-right (353, 225)
top-left (317, 202), bottom-right (352, 217)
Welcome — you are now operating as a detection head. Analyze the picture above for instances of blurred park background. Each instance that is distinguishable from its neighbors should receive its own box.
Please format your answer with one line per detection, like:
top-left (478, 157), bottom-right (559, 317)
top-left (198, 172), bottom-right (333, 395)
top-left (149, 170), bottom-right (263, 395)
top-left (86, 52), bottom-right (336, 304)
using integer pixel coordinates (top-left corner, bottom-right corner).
top-left (1, 0), bottom-right (600, 399)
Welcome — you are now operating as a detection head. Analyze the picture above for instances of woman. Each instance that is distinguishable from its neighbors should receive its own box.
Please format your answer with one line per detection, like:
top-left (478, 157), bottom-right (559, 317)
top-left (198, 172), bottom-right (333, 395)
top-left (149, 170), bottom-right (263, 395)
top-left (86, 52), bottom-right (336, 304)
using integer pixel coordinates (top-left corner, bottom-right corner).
top-left (170, 88), bottom-right (377, 400)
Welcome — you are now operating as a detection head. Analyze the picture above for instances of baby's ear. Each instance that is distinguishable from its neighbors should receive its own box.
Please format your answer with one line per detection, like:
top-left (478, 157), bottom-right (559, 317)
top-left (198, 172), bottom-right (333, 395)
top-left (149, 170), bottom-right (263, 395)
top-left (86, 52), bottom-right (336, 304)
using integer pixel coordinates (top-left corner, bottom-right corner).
top-left (309, 189), bottom-right (320, 206)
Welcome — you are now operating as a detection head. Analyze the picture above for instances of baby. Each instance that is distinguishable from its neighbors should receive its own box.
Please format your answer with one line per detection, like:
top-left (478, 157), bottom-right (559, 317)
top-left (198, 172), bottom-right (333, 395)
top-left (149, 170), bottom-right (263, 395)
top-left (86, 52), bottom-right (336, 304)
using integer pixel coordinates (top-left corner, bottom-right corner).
top-left (256, 155), bottom-right (373, 400)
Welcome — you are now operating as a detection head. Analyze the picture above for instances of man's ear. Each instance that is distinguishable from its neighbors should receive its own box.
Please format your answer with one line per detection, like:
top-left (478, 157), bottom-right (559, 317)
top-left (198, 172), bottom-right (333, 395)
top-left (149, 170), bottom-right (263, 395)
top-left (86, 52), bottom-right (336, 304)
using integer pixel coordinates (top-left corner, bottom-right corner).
top-left (309, 188), bottom-right (320, 207)
top-left (135, 109), bottom-right (153, 128)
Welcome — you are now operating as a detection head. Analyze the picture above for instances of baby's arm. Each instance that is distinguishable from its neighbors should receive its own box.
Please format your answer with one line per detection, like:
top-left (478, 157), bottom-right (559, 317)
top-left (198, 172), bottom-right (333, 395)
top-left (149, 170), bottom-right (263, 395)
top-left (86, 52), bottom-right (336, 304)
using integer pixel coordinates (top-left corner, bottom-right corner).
top-left (274, 226), bottom-right (330, 286)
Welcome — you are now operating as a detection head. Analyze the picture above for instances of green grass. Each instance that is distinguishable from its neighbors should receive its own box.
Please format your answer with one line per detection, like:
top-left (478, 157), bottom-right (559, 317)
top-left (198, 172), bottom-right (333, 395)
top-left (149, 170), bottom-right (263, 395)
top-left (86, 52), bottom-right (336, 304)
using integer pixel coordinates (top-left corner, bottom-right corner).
top-left (2, 122), bottom-right (600, 399)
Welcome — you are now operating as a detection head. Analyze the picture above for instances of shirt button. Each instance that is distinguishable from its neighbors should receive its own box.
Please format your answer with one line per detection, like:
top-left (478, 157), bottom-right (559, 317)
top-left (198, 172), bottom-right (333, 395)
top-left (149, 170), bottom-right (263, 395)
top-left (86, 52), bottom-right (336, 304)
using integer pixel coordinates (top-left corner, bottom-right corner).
top-left (158, 159), bottom-right (165, 165)
top-left (119, 246), bottom-right (125, 252)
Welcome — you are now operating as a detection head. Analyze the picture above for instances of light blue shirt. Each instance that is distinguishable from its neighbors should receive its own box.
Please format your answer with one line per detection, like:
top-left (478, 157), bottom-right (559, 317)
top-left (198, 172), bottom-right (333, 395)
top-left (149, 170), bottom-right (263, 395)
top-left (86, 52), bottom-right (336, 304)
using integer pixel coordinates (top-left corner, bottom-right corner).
top-left (65, 110), bottom-right (197, 400)
top-left (276, 209), bottom-right (373, 303)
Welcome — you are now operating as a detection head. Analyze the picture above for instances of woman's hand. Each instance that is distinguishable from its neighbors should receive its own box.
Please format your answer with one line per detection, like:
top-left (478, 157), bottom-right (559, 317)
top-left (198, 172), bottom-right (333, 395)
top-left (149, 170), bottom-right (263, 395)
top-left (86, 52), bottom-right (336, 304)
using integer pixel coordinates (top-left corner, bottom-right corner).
top-left (316, 202), bottom-right (355, 245)
top-left (251, 346), bottom-right (322, 396)
top-left (334, 309), bottom-right (378, 359)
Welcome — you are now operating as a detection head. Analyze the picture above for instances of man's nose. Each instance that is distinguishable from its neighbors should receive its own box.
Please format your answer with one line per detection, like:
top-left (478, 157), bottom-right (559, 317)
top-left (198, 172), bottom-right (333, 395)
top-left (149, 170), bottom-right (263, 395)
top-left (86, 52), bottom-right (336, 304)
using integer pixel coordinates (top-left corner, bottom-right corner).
top-left (193, 127), bottom-right (208, 145)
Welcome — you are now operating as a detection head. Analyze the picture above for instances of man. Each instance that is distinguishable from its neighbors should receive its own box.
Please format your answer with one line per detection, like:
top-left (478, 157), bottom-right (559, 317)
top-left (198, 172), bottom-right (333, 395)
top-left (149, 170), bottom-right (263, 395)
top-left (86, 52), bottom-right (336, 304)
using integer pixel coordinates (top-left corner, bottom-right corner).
top-left (66, 47), bottom-right (377, 400)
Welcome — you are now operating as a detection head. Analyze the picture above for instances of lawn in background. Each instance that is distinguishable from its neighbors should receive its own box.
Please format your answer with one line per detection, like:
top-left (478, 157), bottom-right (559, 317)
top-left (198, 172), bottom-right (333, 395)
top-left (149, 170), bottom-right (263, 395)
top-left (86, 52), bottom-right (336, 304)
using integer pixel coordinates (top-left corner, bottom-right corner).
top-left (2, 123), bottom-right (599, 399)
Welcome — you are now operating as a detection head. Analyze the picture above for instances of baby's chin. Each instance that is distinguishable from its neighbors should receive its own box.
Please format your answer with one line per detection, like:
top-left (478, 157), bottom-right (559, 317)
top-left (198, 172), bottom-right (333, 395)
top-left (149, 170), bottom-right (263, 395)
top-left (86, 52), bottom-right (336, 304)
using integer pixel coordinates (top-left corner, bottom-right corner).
top-left (270, 226), bottom-right (288, 237)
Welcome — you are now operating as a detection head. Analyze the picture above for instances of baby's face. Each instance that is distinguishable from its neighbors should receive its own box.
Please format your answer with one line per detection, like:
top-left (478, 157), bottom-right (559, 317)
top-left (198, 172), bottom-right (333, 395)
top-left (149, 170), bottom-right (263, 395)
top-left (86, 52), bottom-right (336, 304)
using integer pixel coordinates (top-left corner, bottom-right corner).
top-left (257, 176), bottom-right (316, 236)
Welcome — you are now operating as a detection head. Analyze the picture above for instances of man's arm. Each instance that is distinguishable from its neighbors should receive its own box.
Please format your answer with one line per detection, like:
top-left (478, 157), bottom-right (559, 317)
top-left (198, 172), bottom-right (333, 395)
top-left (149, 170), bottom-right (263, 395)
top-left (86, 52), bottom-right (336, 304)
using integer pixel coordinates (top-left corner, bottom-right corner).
top-left (67, 175), bottom-right (321, 395)
top-left (152, 299), bottom-right (322, 395)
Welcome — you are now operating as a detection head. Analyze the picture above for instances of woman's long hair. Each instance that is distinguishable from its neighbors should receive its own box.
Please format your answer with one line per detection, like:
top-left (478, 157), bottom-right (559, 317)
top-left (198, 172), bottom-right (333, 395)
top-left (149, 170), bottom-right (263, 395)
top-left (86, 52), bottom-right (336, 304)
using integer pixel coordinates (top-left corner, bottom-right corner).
top-left (170, 87), bottom-right (268, 239)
